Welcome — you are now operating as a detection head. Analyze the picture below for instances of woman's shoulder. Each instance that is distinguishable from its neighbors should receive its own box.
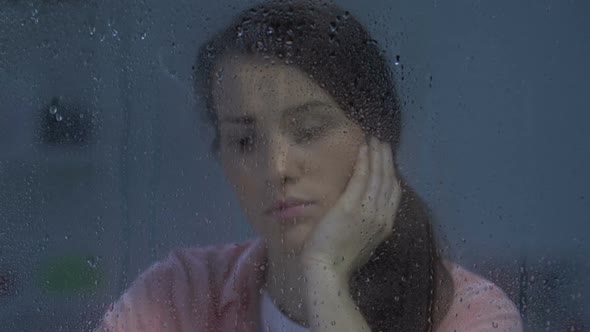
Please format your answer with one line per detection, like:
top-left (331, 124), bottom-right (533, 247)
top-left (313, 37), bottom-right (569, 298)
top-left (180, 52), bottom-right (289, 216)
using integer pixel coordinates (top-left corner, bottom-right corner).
top-left (95, 239), bottom-right (264, 332)
top-left (436, 259), bottom-right (524, 332)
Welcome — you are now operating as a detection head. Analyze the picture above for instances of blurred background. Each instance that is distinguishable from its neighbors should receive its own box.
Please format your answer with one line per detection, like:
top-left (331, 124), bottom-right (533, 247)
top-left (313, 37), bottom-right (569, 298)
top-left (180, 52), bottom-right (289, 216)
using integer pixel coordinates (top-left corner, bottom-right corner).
top-left (0, 0), bottom-right (588, 330)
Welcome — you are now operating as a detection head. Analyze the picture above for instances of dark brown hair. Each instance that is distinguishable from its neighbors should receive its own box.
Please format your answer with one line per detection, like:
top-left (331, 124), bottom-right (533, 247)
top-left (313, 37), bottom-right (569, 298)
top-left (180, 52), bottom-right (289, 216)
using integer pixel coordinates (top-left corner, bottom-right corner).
top-left (194, 1), bottom-right (452, 330)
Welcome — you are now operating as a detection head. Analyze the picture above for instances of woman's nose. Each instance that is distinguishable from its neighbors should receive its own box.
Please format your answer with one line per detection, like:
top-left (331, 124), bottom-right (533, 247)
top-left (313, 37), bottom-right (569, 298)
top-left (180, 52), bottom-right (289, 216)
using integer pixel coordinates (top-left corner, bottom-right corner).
top-left (262, 135), bottom-right (298, 188)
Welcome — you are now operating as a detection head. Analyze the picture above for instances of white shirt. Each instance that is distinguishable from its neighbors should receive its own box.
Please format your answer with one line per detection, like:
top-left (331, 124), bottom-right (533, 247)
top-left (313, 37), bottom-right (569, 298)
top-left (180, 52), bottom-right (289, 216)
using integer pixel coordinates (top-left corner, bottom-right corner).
top-left (260, 289), bottom-right (309, 332)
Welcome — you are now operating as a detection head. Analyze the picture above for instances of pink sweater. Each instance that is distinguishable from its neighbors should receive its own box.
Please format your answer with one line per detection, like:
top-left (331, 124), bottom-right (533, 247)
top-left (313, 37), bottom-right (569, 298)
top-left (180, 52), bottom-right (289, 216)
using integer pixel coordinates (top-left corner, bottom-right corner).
top-left (95, 239), bottom-right (523, 332)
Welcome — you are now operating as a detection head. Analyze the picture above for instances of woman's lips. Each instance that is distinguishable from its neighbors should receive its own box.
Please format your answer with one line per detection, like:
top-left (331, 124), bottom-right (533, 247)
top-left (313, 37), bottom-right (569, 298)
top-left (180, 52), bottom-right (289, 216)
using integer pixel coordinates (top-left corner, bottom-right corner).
top-left (268, 202), bottom-right (315, 221)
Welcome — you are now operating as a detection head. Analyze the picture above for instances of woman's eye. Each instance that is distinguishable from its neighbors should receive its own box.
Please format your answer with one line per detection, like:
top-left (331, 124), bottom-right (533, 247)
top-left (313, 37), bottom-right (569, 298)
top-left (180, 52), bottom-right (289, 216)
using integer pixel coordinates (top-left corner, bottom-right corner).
top-left (232, 135), bottom-right (255, 152)
top-left (297, 126), bottom-right (324, 142)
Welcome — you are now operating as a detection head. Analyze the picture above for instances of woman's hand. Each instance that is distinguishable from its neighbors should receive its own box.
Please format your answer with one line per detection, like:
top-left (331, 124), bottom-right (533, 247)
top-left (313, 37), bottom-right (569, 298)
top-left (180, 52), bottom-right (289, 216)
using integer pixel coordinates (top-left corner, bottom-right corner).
top-left (300, 136), bottom-right (402, 279)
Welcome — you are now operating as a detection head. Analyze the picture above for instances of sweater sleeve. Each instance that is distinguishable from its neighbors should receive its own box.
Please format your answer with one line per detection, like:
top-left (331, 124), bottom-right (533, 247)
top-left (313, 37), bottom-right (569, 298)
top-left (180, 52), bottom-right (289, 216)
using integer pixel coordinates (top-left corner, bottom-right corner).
top-left (436, 262), bottom-right (523, 332)
top-left (94, 249), bottom-right (210, 332)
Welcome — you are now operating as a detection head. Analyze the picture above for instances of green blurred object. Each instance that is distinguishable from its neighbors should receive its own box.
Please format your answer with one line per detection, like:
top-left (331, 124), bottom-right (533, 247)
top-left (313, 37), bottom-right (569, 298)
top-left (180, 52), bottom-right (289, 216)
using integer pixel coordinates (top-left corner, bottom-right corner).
top-left (38, 255), bottom-right (102, 293)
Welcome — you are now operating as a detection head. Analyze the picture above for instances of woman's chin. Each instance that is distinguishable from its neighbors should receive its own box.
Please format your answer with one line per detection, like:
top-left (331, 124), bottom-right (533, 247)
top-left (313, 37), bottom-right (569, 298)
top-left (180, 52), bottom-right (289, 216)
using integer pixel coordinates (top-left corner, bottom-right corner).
top-left (270, 221), bottom-right (314, 255)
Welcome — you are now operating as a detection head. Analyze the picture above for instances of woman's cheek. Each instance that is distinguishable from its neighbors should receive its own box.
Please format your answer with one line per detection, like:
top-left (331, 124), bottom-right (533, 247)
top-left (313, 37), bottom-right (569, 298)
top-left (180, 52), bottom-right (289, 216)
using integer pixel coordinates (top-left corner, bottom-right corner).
top-left (223, 156), bottom-right (250, 190)
top-left (324, 147), bottom-right (359, 197)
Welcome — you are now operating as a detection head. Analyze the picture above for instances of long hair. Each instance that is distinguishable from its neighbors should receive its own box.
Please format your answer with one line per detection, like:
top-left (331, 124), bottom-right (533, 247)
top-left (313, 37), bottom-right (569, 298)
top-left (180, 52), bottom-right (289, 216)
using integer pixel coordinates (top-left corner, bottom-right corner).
top-left (193, 1), bottom-right (452, 330)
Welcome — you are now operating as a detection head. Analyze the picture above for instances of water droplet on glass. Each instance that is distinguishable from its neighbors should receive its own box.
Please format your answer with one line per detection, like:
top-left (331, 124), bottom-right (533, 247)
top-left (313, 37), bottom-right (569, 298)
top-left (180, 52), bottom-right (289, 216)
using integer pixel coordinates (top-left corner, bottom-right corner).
top-left (89, 26), bottom-right (96, 36)
top-left (329, 33), bottom-right (336, 43)
top-left (492, 321), bottom-right (499, 328)
top-left (395, 55), bottom-right (401, 66)
top-left (55, 114), bottom-right (62, 122)
top-left (87, 257), bottom-right (98, 269)
top-left (140, 32), bottom-right (146, 40)
top-left (206, 44), bottom-right (215, 58)
top-left (49, 105), bottom-right (57, 114)
top-left (366, 39), bottom-right (378, 46)
top-left (329, 22), bottom-right (337, 32)
top-left (215, 68), bottom-right (223, 83)
top-left (31, 9), bottom-right (39, 24)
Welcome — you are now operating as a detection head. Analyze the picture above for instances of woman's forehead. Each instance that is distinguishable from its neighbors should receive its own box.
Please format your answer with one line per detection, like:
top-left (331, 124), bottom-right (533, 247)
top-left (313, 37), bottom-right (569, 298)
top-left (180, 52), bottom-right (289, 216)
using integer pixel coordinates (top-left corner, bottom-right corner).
top-left (212, 55), bottom-right (338, 120)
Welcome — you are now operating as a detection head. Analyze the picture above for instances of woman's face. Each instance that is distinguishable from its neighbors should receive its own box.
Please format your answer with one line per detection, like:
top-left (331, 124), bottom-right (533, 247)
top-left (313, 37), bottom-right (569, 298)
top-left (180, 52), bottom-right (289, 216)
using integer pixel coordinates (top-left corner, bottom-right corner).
top-left (212, 55), bottom-right (366, 255)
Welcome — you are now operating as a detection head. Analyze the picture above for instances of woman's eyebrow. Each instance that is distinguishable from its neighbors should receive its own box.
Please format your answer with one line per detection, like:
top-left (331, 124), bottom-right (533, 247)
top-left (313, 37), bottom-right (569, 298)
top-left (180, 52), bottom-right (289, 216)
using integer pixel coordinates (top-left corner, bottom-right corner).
top-left (219, 114), bottom-right (255, 125)
top-left (285, 100), bottom-right (334, 117)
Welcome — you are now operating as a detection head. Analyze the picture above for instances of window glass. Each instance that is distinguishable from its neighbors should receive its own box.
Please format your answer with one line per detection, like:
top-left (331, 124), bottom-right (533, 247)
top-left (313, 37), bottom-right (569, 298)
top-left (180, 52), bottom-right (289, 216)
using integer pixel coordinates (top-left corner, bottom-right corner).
top-left (1, 0), bottom-right (588, 331)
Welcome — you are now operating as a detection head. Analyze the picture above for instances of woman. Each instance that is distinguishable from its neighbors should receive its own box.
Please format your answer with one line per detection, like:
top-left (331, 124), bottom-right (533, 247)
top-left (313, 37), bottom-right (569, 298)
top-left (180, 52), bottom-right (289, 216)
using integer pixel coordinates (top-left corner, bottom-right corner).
top-left (96, 1), bottom-right (522, 331)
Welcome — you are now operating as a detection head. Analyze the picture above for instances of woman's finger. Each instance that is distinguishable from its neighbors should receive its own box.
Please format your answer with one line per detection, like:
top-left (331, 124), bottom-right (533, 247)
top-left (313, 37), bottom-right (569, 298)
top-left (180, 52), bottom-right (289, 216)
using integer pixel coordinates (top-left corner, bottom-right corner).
top-left (378, 142), bottom-right (394, 211)
top-left (363, 137), bottom-right (383, 217)
top-left (387, 163), bottom-right (402, 230)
